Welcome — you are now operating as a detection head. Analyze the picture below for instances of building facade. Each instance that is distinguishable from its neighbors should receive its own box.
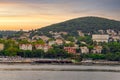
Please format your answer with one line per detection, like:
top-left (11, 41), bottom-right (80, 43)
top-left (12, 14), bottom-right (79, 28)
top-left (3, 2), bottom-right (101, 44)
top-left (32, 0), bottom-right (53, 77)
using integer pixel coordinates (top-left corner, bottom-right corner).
top-left (92, 34), bottom-right (109, 43)
top-left (35, 44), bottom-right (51, 52)
top-left (80, 46), bottom-right (89, 54)
top-left (64, 47), bottom-right (76, 54)
top-left (92, 46), bottom-right (103, 54)
top-left (19, 44), bottom-right (32, 50)
top-left (0, 43), bottom-right (4, 51)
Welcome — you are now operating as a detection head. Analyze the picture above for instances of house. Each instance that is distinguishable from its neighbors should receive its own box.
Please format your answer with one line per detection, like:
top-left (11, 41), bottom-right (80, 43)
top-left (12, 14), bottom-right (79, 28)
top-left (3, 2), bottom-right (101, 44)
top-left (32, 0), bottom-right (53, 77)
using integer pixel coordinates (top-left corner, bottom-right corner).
top-left (92, 34), bottom-right (109, 43)
top-left (48, 41), bottom-right (56, 46)
top-left (78, 30), bottom-right (84, 37)
top-left (80, 46), bottom-right (89, 54)
top-left (92, 46), bottom-right (103, 54)
top-left (81, 41), bottom-right (87, 45)
top-left (52, 32), bottom-right (59, 35)
top-left (106, 29), bottom-right (117, 35)
top-left (49, 31), bottom-right (54, 34)
top-left (35, 44), bottom-right (51, 52)
top-left (98, 30), bottom-right (104, 34)
top-left (74, 44), bottom-right (79, 48)
top-left (39, 36), bottom-right (50, 42)
top-left (19, 36), bottom-right (28, 40)
top-left (111, 36), bottom-right (120, 41)
top-left (19, 32), bottom-right (30, 40)
top-left (19, 44), bottom-right (32, 50)
top-left (53, 35), bottom-right (62, 39)
top-left (64, 47), bottom-right (76, 54)
top-left (0, 43), bottom-right (4, 51)
top-left (22, 32), bottom-right (30, 37)
top-left (59, 32), bottom-right (68, 35)
top-left (55, 38), bottom-right (63, 45)
top-left (65, 41), bottom-right (71, 44)
top-left (32, 35), bottom-right (41, 40)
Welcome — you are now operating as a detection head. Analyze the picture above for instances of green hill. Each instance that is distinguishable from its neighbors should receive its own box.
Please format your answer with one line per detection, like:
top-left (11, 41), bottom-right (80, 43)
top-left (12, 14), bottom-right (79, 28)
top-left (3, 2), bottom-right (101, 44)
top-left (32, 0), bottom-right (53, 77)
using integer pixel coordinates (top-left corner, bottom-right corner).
top-left (37, 16), bottom-right (120, 36)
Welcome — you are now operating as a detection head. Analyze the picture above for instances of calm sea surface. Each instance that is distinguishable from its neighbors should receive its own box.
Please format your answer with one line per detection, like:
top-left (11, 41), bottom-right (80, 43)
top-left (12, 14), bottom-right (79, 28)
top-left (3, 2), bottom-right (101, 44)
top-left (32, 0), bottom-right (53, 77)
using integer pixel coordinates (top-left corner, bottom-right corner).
top-left (0, 64), bottom-right (119, 80)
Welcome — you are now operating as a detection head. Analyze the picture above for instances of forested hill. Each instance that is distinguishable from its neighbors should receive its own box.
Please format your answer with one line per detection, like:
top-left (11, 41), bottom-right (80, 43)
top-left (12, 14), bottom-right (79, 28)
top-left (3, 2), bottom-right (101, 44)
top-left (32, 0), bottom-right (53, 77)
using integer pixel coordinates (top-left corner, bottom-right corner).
top-left (37, 16), bottom-right (120, 35)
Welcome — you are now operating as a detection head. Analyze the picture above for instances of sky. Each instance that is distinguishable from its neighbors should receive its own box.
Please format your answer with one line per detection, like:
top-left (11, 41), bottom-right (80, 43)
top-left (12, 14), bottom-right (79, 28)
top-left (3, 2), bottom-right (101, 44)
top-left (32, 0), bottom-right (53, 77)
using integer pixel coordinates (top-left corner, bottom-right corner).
top-left (0, 0), bottom-right (120, 31)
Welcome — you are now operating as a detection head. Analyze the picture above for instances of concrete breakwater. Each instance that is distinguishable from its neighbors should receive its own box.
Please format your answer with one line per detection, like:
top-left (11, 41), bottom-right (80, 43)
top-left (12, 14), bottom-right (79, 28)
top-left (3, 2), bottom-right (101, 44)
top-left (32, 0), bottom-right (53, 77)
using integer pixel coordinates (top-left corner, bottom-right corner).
top-left (0, 57), bottom-right (73, 64)
top-left (80, 60), bottom-right (120, 65)
top-left (0, 57), bottom-right (120, 66)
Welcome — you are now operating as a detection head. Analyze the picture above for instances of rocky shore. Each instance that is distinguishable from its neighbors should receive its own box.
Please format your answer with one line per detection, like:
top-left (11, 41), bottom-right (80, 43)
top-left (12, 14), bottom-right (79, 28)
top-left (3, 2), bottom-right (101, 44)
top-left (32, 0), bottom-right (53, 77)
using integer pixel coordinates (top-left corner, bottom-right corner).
top-left (0, 57), bottom-right (120, 66)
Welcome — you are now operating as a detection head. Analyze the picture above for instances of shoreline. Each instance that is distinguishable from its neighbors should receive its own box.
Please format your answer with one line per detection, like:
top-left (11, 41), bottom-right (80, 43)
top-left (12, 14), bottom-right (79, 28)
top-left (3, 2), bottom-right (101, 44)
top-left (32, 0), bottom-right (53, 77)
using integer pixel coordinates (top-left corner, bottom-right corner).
top-left (0, 58), bottom-right (120, 66)
top-left (0, 68), bottom-right (119, 73)
top-left (0, 64), bottom-right (119, 72)
top-left (0, 61), bottom-right (120, 66)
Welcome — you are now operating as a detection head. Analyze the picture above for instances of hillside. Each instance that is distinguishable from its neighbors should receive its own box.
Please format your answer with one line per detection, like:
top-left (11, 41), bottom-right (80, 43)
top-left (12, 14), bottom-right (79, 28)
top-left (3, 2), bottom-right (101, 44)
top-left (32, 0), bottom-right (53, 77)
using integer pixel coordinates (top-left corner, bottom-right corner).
top-left (0, 31), bottom-right (17, 37)
top-left (37, 16), bottom-right (120, 36)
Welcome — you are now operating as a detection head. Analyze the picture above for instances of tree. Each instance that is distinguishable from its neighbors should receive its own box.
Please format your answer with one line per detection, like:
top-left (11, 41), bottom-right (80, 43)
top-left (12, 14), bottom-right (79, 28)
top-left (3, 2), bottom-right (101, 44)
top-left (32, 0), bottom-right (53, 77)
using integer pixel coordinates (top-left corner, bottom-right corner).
top-left (18, 39), bottom-right (30, 44)
top-left (33, 49), bottom-right (44, 58)
top-left (45, 48), bottom-right (56, 58)
top-left (81, 54), bottom-right (105, 60)
top-left (33, 39), bottom-right (45, 45)
top-left (64, 42), bottom-right (74, 47)
top-left (4, 47), bottom-right (18, 56)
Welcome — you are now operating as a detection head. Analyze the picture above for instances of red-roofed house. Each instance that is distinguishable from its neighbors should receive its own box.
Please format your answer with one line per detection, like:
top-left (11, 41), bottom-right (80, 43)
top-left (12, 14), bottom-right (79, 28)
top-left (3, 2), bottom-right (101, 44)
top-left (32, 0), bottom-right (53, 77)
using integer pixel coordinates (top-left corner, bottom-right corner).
top-left (92, 46), bottom-right (103, 54)
top-left (64, 47), bottom-right (76, 54)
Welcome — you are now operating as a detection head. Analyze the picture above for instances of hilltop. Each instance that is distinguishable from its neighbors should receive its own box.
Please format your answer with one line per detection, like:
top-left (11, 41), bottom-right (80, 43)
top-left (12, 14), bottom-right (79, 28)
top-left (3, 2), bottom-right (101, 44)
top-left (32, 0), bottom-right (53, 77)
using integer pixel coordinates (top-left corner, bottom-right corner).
top-left (36, 16), bottom-right (120, 36)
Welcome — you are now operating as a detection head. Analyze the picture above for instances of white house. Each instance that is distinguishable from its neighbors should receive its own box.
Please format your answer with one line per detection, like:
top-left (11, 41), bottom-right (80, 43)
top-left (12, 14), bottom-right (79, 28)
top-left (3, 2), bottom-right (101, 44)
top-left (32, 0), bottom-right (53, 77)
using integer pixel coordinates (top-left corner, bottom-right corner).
top-left (0, 43), bottom-right (4, 51)
top-left (48, 41), bottom-right (56, 46)
top-left (55, 38), bottom-right (63, 45)
top-left (32, 35), bottom-right (41, 40)
top-left (35, 44), bottom-right (51, 52)
top-left (111, 36), bottom-right (120, 41)
top-left (19, 44), bottom-right (32, 50)
top-left (78, 30), bottom-right (84, 37)
top-left (80, 46), bottom-right (89, 54)
top-left (39, 36), bottom-right (50, 41)
top-left (92, 34), bottom-right (109, 43)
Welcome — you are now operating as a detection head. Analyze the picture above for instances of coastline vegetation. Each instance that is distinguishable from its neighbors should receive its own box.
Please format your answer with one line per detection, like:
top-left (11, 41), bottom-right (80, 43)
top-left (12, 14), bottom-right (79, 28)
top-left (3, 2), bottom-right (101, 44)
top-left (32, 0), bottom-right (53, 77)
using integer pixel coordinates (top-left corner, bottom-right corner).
top-left (0, 38), bottom-right (120, 61)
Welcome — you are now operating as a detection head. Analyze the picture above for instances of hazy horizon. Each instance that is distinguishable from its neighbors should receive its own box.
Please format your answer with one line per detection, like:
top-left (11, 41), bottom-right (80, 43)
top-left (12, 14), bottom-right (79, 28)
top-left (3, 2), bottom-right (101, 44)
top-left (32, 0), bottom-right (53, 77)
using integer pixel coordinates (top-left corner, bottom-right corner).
top-left (0, 0), bottom-right (120, 31)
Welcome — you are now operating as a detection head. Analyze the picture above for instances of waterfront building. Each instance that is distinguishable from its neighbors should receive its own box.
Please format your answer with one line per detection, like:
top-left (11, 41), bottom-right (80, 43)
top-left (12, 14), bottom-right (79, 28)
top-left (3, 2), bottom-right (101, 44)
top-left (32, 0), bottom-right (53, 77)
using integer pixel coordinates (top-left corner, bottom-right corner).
top-left (64, 47), bottom-right (76, 54)
top-left (92, 46), bottom-right (103, 54)
top-left (80, 46), bottom-right (89, 54)
top-left (35, 44), bottom-right (51, 52)
top-left (19, 44), bottom-right (32, 50)
top-left (0, 43), bottom-right (4, 51)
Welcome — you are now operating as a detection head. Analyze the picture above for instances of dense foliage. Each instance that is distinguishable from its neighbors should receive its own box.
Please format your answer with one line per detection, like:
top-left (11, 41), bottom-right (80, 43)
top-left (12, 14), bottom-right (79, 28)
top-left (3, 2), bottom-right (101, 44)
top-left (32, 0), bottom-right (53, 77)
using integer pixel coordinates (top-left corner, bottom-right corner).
top-left (0, 39), bottom-right (74, 59)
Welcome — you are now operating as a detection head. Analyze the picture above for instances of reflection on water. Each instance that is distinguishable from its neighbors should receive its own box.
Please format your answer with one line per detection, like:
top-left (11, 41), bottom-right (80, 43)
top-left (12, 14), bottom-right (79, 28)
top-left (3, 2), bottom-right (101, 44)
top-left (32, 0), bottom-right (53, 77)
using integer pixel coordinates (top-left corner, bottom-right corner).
top-left (0, 64), bottom-right (119, 80)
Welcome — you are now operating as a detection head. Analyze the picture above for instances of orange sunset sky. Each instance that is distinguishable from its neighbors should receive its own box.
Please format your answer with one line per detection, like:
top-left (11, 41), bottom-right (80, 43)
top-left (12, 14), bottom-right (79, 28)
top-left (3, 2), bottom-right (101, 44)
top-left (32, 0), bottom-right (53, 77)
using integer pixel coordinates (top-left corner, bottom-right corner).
top-left (0, 0), bottom-right (120, 31)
